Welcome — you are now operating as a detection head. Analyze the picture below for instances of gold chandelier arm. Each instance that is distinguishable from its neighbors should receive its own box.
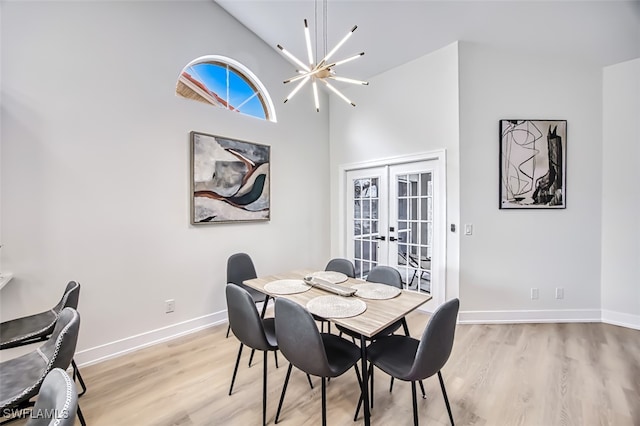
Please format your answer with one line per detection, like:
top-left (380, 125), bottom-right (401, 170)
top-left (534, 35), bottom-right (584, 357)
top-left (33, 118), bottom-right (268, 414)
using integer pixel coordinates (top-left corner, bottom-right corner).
top-left (304, 19), bottom-right (314, 67)
top-left (284, 76), bottom-right (311, 103)
top-left (277, 44), bottom-right (311, 72)
top-left (331, 52), bottom-right (365, 68)
top-left (320, 79), bottom-right (355, 107)
top-left (320, 25), bottom-right (357, 64)
top-left (312, 80), bottom-right (320, 112)
top-left (327, 76), bottom-right (369, 86)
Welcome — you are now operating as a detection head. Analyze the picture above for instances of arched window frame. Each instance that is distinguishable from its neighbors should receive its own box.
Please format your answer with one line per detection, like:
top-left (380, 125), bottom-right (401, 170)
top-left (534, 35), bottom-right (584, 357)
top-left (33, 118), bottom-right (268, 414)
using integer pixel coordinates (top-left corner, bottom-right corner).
top-left (178, 55), bottom-right (277, 123)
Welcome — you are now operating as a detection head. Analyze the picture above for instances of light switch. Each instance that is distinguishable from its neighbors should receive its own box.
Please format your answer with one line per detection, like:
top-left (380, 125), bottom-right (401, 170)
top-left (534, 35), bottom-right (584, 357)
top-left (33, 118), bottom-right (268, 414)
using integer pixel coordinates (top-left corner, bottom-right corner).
top-left (464, 224), bottom-right (473, 235)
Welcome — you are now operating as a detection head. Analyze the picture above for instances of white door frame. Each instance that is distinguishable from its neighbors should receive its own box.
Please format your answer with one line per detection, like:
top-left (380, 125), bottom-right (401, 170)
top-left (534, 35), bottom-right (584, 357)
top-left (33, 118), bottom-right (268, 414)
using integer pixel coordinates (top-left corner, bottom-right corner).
top-left (338, 150), bottom-right (447, 309)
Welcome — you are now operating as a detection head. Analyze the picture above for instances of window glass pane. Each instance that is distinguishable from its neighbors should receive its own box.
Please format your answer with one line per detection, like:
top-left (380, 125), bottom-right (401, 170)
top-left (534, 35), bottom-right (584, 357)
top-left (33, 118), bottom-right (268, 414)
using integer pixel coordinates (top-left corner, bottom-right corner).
top-left (362, 262), bottom-right (372, 277)
top-left (371, 242), bottom-right (377, 262)
top-left (372, 220), bottom-right (378, 234)
top-left (363, 241), bottom-right (371, 261)
top-left (355, 241), bottom-right (362, 259)
top-left (177, 57), bottom-right (275, 122)
top-left (398, 199), bottom-right (407, 220)
top-left (420, 173), bottom-right (432, 196)
top-left (398, 176), bottom-right (407, 196)
top-left (421, 247), bottom-right (431, 263)
top-left (420, 198), bottom-right (428, 221)
top-left (363, 200), bottom-right (370, 218)
top-left (355, 260), bottom-right (362, 277)
top-left (410, 222), bottom-right (418, 244)
top-left (409, 174), bottom-right (419, 196)
top-left (371, 200), bottom-right (378, 219)
top-left (362, 220), bottom-right (371, 236)
top-left (410, 198), bottom-right (418, 221)
top-left (354, 220), bottom-right (361, 236)
top-left (421, 223), bottom-right (430, 246)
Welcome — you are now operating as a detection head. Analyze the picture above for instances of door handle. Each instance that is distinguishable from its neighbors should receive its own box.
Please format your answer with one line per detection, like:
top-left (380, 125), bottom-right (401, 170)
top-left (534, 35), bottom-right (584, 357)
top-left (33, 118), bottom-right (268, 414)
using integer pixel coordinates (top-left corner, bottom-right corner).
top-left (373, 235), bottom-right (386, 241)
top-left (389, 236), bottom-right (398, 242)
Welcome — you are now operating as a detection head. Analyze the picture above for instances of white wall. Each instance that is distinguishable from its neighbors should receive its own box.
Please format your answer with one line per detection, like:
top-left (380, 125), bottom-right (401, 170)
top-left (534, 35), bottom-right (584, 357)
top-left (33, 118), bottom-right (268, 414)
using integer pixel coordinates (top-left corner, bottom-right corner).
top-left (0, 1), bottom-right (330, 363)
top-left (458, 42), bottom-right (603, 321)
top-left (329, 42), bottom-right (460, 307)
top-left (601, 58), bottom-right (640, 329)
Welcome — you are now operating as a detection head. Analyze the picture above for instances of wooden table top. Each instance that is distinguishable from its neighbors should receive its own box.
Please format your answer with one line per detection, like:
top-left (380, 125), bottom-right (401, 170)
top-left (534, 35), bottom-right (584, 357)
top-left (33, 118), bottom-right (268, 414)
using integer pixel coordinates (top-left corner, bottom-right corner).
top-left (244, 269), bottom-right (432, 338)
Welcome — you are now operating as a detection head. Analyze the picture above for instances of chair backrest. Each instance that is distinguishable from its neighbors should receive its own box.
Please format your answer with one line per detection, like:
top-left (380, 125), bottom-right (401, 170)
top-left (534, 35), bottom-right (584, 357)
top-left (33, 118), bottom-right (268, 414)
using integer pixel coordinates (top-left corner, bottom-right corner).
top-left (52, 281), bottom-right (80, 313)
top-left (40, 308), bottom-right (81, 373)
top-left (409, 298), bottom-right (459, 380)
top-left (325, 258), bottom-right (356, 278)
top-left (226, 284), bottom-right (273, 351)
top-left (274, 298), bottom-right (332, 377)
top-left (227, 253), bottom-right (258, 285)
top-left (26, 368), bottom-right (78, 426)
top-left (366, 265), bottom-right (403, 289)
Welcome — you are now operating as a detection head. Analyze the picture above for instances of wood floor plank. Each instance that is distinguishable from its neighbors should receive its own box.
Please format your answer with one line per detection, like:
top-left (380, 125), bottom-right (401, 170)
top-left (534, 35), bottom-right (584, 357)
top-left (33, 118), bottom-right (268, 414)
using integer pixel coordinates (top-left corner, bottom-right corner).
top-left (4, 312), bottom-right (638, 425)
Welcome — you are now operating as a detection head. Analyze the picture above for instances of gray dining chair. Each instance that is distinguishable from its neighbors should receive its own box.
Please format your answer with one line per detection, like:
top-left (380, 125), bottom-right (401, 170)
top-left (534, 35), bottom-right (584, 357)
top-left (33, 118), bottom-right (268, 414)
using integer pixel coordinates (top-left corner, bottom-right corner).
top-left (225, 253), bottom-right (271, 367)
top-left (274, 297), bottom-right (362, 426)
top-left (0, 281), bottom-right (87, 397)
top-left (358, 298), bottom-right (460, 426)
top-left (226, 283), bottom-right (278, 426)
top-left (337, 265), bottom-right (408, 340)
top-left (0, 308), bottom-right (86, 426)
top-left (336, 265), bottom-right (424, 407)
top-left (314, 258), bottom-right (357, 334)
top-left (325, 258), bottom-right (356, 278)
top-left (26, 368), bottom-right (78, 426)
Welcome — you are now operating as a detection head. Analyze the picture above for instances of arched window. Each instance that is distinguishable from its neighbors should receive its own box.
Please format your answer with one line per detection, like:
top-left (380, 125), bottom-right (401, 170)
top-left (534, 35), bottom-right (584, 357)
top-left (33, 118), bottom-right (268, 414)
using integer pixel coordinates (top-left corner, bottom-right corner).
top-left (176, 55), bottom-right (277, 122)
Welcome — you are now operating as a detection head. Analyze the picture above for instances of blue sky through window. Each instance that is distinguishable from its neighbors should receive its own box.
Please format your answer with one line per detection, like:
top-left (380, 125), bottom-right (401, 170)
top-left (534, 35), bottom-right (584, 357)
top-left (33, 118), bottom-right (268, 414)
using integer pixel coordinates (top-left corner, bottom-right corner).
top-left (185, 62), bottom-right (266, 120)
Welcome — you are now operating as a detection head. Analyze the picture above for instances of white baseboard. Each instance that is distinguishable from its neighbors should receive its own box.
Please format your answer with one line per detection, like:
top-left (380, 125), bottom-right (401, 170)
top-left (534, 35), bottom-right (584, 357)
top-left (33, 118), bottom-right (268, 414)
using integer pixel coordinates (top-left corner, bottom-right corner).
top-left (74, 310), bottom-right (228, 367)
top-left (601, 309), bottom-right (640, 330)
top-left (458, 309), bottom-right (601, 324)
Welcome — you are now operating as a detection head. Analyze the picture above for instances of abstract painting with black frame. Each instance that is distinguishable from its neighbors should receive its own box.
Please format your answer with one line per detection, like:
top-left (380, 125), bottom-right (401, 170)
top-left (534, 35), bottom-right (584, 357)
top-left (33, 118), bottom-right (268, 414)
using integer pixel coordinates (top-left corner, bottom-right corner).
top-left (499, 120), bottom-right (567, 209)
top-left (190, 132), bottom-right (270, 224)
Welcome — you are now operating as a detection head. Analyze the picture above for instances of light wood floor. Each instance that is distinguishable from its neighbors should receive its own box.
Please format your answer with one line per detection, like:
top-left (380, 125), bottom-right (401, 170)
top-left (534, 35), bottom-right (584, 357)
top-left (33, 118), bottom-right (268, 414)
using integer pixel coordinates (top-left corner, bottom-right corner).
top-left (13, 311), bottom-right (640, 425)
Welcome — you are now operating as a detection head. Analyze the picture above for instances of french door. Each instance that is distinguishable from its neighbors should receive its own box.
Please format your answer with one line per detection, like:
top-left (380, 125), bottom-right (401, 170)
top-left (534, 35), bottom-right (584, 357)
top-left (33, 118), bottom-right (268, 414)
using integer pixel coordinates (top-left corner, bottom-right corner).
top-left (346, 160), bottom-right (440, 296)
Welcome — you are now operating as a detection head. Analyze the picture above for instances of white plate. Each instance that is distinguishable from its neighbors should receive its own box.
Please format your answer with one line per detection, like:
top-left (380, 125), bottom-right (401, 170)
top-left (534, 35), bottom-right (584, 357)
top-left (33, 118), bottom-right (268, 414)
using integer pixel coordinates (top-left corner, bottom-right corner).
top-left (264, 279), bottom-right (311, 295)
top-left (310, 271), bottom-right (349, 284)
top-left (351, 283), bottom-right (401, 300)
top-left (306, 295), bottom-right (367, 319)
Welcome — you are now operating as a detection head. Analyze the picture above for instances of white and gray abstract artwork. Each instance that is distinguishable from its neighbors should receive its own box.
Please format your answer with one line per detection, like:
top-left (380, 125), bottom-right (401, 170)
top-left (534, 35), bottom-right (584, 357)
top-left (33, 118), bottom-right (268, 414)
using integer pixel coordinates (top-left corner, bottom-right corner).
top-left (191, 132), bottom-right (270, 223)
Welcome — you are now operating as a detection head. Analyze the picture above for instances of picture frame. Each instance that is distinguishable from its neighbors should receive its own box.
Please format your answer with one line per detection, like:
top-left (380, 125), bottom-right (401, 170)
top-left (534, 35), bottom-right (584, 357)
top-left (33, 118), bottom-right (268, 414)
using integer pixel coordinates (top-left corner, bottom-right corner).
top-left (190, 131), bottom-right (270, 224)
top-left (499, 120), bottom-right (567, 209)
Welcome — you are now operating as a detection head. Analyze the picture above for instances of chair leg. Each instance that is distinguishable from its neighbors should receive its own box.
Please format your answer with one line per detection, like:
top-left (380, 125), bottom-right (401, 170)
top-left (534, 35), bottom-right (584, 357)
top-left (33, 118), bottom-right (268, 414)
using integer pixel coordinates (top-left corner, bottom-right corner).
top-left (438, 371), bottom-right (455, 425)
top-left (411, 381), bottom-right (419, 426)
top-left (307, 373), bottom-right (314, 389)
top-left (72, 359), bottom-right (87, 397)
top-left (77, 404), bottom-right (87, 426)
top-left (249, 348), bottom-right (256, 367)
top-left (328, 322), bottom-right (331, 334)
top-left (263, 352), bottom-right (268, 426)
top-left (229, 343), bottom-right (244, 395)
top-left (419, 380), bottom-right (427, 399)
top-left (353, 363), bottom-right (369, 421)
top-left (274, 350), bottom-right (279, 368)
top-left (390, 376), bottom-right (394, 392)
top-left (260, 296), bottom-right (269, 318)
top-left (402, 318), bottom-right (410, 336)
top-left (321, 377), bottom-right (327, 426)
top-left (275, 363), bottom-right (293, 424)
top-left (226, 323), bottom-right (231, 338)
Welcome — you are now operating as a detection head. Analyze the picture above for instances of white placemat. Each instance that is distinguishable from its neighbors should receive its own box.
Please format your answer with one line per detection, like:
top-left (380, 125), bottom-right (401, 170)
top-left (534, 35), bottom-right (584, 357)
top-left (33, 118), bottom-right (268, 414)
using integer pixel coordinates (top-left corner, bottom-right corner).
top-left (351, 283), bottom-right (401, 300)
top-left (306, 295), bottom-right (367, 319)
top-left (264, 279), bottom-right (311, 295)
top-left (310, 270), bottom-right (349, 284)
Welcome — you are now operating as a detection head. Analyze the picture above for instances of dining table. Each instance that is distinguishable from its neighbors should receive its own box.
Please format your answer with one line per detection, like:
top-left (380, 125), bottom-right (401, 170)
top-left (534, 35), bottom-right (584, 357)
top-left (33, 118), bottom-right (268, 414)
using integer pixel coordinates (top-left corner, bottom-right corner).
top-left (243, 268), bottom-right (432, 426)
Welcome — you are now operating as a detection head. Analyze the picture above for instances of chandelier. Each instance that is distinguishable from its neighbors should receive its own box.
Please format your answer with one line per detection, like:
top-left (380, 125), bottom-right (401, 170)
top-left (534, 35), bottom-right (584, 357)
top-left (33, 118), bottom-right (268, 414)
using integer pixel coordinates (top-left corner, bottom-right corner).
top-left (277, 1), bottom-right (368, 112)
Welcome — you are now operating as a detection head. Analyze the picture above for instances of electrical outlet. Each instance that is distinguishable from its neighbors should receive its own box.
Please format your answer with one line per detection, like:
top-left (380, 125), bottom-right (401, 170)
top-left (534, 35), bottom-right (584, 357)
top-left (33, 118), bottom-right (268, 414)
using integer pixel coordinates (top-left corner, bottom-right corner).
top-left (165, 299), bottom-right (175, 313)
top-left (531, 288), bottom-right (539, 300)
top-left (555, 288), bottom-right (564, 300)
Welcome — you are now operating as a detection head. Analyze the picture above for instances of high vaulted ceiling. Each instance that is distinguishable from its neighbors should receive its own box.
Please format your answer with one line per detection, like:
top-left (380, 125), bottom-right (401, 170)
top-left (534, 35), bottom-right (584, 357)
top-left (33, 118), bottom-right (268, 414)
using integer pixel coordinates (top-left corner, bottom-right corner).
top-left (217, 0), bottom-right (640, 80)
